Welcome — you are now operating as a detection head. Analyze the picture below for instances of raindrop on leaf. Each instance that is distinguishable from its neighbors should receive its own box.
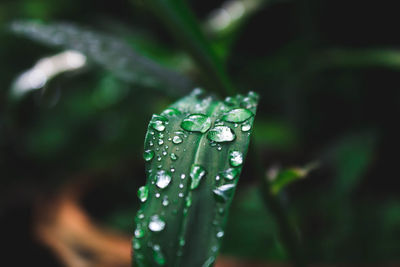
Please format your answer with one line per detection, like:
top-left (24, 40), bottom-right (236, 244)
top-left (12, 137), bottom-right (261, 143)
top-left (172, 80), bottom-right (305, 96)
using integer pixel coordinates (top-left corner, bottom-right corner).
top-left (150, 115), bottom-right (167, 132)
top-left (221, 168), bottom-right (240, 180)
top-left (181, 114), bottom-right (212, 133)
top-left (190, 164), bottom-right (207, 189)
top-left (207, 126), bottom-right (235, 142)
top-left (213, 184), bottom-right (236, 203)
top-left (222, 108), bottom-right (253, 123)
top-left (137, 186), bottom-right (148, 202)
top-left (148, 215), bottom-right (166, 232)
top-left (143, 150), bottom-right (154, 162)
top-left (229, 151), bottom-right (243, 167)
top-left (154, 170), bottom-right (172, 189)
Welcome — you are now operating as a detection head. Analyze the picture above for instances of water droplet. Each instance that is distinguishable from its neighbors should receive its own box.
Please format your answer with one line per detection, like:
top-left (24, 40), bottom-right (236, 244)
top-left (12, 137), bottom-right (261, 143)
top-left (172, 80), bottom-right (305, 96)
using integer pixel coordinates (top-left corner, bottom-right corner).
top-left (241, 123), bottom-right (251, 132)
top-left (137, 186), bottom-right (148, 202)
top-left (172, 135), bottom-right (183, 144)
top-left (162, 151), bottom-right (167, 156)
top-left (203, 256), bottom-right (216, 267)
top-left (181, 114), bottom-right (211, 133)
top-left (215, 175), bottom-right (220, 181)
top-left (170, 168), bottom-right (175, 173)
top-left (154, 170), bottom-right (172, 189)
top-left (150, 115), bottom-right (167, 132)
top-left (178, 192), bottom-right (184, 198)
top-left (161, 108), bottom-right (181, 117)
top-left (170, 153), bottom-right (178, 161)
top-left (241, 92), bottom-right (259, 108)
top-left (179, 238), bottom-right (185, 246)
top-left (224, 96), bottom-right (236, 106)
top-left (148, 215), bottom-right (165, 232)
top-left (133, 239), bottom-right (141, 250)
top-left (229, 151), bottom-right (243, 167)
top-left (158, 139), bottom-right (164, 145)
top-left (222, 108), bottom-right (253, 123)
top-left (190, 164), bottom-right (207, 189)
top-left (157, 156), bottom-right (162, 161)
top-left (179, 183), bottom-right (184, 189)
top-left (185, 195), bottom-right (192, 207)
top-left (221, 168), bottom-right (240, 180)
top-left (216, 230), bottom-right (224, 238)
top-left (153, 244), bottom-right (166, 265)
top-left (149, 141), bottom-right (154, 147)
top-left (213, 184), bottom-right (236, 202)
top-left (155, 193), bottom-right (160, 198)
top-left (207, 126), bottom-right (235, 142)
top-left (135, 226), bottom-right (145, 238)
top-left (181, 174), bottom-right (186, 179)
top-left (162, 196), bottom-right (169, 206)
top-left (143, 150), bottom-right (154, 162)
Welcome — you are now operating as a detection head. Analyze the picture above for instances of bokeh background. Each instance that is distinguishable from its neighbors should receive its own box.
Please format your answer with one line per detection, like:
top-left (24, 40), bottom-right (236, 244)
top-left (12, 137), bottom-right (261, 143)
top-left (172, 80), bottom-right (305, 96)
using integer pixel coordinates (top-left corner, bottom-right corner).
top-left (1, 0), bottom-right (399, 266)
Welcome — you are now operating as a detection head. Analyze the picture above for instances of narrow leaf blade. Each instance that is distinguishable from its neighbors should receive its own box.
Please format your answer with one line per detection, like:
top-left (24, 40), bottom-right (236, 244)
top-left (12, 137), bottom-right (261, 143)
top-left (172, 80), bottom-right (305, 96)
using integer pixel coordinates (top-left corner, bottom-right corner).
top-left (134, 89), bottom-right (258, 266)
top-left (10, 20), bottom-right (193, 96)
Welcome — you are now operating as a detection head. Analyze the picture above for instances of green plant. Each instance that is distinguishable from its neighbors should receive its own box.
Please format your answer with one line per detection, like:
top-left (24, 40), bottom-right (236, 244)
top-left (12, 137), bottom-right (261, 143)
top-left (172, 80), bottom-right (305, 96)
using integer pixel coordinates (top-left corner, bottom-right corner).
top-left (9, 1), bottom-right (306, 266)
top-left (134, 90), bottom-right (258, 266)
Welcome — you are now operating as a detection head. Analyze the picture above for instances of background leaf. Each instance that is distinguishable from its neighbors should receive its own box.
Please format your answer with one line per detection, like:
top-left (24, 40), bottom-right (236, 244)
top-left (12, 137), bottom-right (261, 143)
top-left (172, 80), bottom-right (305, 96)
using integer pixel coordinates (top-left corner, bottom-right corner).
top-left (10, 20), bottom-right (193, 96)
top-left (143, 0), bottom-right (235, 96)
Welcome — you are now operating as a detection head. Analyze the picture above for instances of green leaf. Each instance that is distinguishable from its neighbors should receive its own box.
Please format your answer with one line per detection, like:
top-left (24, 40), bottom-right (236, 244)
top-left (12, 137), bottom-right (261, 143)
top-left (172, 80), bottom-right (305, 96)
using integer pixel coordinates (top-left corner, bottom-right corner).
top-left (315, 48), bottom-right (400, 71)
top-left (9, 20), bottom-right (193, 96)
top-left (268, 162), bottom-right (318, 195)
top-left (143, 0), bottom-right (235, 96)
top-left (327, 132), bottom-right (376, 195)
top-left (133, 89), bottom-right (258, 266)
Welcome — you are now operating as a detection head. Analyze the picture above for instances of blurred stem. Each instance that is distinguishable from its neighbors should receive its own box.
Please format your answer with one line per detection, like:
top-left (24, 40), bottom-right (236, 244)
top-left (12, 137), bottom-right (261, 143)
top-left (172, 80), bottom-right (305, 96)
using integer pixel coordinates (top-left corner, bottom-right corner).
top-left (143, 0), bottom-right (236, 96)
top-left (251, 144), bottom-right (307, 267)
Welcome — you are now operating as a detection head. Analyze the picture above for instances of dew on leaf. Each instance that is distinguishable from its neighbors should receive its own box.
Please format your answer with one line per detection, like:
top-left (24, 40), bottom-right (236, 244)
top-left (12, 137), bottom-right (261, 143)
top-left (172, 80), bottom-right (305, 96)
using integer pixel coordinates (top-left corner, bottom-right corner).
top-left (229, 151), bottom-right (243, 167)
top-left (181, 114), bottom-right (211, 133)
top-left (143, 150), bottom-right (154, 162)
top-left (134, 226), bottom-right (145, 238)
top-left (216, 230), bottom-right (224, 239)
top-left (150, 115), bottom-right (167, 132)
top-left (241, 123), bottom-right (251, 132)
top-left (161, 108), bottom-right (181, 117)
top-left (190, 164), bottom-right (207, 189)
top-left (133, 239), bottom-right (141, 250)
top-left (221, 167), bottom-right (240, 180)
top-left (207, 126), bottom-right (235, 142)
top-left (172, 135), bottom-right (183, 144)
top-left (137, 186), bottom-right (148, 202)
top-left (170, 153), bottom-right (178, 161)
top-left (213, 183), bottom-right (236, 203)
top-left (162, 196), bottom-right (169, 207)
top-left (185, 195), bottom-right (192, 207)
top-left (154, 170), bottom-right (172, 189)
top-left (153, 244), bottom-right (166, 265)
top-left (222, 108), bottom-right (253, 123)
top-left (148, 215), bottom-right (166, 232)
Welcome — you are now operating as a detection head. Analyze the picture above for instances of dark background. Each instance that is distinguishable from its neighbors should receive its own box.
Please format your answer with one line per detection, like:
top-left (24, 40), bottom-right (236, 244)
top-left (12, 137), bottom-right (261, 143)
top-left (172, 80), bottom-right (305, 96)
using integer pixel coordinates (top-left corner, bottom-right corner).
top-left (1, 0), bottom-right (399, 266)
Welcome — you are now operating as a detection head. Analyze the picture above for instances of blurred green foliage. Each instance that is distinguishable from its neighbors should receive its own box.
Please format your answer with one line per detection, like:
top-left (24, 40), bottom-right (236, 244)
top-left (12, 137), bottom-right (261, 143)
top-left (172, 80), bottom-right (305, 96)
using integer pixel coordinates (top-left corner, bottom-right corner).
top-left (1, 0), bottom-right (400, 265)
